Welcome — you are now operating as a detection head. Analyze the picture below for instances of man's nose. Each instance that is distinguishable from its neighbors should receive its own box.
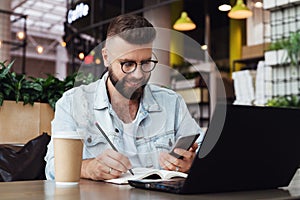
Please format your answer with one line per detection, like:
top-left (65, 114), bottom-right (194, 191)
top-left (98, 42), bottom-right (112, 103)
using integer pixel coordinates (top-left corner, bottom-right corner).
top-left (130, 64), bottom-right (144, 79)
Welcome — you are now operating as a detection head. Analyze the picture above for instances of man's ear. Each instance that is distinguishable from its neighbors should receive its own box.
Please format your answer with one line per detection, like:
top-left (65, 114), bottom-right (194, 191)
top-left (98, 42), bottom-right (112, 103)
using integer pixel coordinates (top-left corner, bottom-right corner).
top-left (102, 48), bottom-right (109, 67)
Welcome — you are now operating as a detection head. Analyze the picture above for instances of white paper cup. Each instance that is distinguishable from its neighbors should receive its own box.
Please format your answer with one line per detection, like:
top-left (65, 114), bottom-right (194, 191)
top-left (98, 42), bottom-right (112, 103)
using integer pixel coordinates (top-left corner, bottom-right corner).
top-left (53, 131), bottom-right (84, 185)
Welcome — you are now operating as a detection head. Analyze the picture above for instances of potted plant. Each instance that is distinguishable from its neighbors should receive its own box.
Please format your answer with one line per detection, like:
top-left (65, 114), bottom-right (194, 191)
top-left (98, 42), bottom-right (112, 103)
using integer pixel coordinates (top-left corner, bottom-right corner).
top-left (266, 95), bottom-right (300, 108)
top-left (0, 60), bottom-right (96, 143)
top-left (0, 60), bottom-right (96, 109)
top-left (265, 31), bottom-right (300, 67)
top-left (0, 60), bottom-right (54, 143)
top-left (284, 31), bottom-right (300, 67)
top-left (0, 60), bottom-right (43, 107)
top-left (264, 38), bottom-right (289, 66)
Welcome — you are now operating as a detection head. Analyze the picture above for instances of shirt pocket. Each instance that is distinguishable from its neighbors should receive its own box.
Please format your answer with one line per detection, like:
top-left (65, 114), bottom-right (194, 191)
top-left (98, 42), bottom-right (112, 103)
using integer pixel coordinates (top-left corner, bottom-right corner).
top-left (135, 131), bottom-right (175, 168)
top-left (82, 133), bottom-right (108, 158)
top-left (152, 131), bottom-right (175, 152)
top-left (136, 130), bottom-right (175, 151)
top-left (84, 134), bottom-right (107, 146)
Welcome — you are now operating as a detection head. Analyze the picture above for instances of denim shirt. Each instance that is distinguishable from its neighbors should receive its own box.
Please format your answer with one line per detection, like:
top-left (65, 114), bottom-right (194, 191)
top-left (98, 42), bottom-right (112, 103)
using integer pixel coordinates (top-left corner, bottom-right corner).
top-left (45, 73), bottom-right (204, 180)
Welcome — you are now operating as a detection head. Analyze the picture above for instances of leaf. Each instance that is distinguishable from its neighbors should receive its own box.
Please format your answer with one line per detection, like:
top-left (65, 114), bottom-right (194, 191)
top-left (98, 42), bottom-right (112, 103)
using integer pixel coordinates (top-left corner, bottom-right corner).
top-left (22, 94), bottom-right (30, 104)
top-left (266, 95), bottom-right (300, 108)
top-left (0, 60), bottom-right (15, 79)
top-left (0, 60), bottom-right (88, 111)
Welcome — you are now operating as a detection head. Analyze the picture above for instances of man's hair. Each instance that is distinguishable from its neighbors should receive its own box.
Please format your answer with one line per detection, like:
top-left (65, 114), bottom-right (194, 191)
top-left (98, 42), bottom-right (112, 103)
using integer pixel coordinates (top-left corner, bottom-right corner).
top-left (106, 14), bottom-right (156, 44)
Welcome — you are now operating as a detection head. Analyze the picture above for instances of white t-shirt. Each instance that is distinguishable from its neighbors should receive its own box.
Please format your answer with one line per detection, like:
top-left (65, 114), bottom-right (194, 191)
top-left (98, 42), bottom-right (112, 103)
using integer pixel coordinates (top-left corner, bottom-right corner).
top-left (122, 118), bottom-right (141, 168)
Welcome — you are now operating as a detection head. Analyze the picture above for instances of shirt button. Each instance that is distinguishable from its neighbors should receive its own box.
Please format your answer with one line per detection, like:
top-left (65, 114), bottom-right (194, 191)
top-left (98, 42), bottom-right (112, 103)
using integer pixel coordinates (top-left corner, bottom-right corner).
top-left (168, 138), bottom-right (173, 147)
top-left (87, 137), bottom-right (92, 143)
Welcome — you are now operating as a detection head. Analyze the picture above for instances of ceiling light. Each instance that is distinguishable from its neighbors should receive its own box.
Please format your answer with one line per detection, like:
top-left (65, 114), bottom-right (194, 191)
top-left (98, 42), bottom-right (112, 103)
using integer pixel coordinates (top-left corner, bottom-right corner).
top-left (201, 45), bottom-right (208, 50)
top-left (16, 31), bottom-right (25, 40)
top-left (78, 52), bottom-right (85, 60)
top-left (60, 41), bottom-right (66, 47)
top-left (228, 0), bottom-right (253, 19)
top-left (218, 4), bottom-right (232, 11)
top-left (173, 11), bottom-right (196, 31)
top-left (95, 58), bottom-right (101, 64)
top-left (36, 45), bottom-right (44, 54)
top-left (254, 2), bottom-right (263, 8)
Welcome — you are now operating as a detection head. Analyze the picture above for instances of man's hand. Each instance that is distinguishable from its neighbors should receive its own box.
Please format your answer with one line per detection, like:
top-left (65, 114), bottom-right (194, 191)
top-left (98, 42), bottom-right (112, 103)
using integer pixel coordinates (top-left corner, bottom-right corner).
top-left (159, 142), bottom-right (198, 173)
top-left (81, 149), bottom-right (132, 180)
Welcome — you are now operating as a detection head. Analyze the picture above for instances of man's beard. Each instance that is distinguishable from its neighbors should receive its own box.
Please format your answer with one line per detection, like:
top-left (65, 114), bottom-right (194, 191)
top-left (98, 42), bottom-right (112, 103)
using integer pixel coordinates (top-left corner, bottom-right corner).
top-left (108, 67), bottom-right (150, 100)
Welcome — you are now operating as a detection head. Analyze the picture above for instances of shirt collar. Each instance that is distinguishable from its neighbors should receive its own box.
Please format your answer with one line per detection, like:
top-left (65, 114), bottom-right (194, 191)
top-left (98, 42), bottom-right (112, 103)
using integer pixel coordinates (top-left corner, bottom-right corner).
top-left (94, 72), bottom-right (161, 112)
top-left (94, 72), bottom-right (110, 110)
top-left (142, 84), bottom-right (161, 112)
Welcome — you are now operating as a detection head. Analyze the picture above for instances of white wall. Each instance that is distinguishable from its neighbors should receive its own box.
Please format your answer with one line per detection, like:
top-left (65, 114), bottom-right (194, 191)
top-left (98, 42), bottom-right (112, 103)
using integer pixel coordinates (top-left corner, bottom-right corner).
top-left (246, 0), bottom-right (270, 45)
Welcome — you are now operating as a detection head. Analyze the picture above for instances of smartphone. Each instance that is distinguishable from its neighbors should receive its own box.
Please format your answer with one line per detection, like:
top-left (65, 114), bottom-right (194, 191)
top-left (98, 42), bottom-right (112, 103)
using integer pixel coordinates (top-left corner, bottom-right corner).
top-left (169, 133), bottom-right (200, 159)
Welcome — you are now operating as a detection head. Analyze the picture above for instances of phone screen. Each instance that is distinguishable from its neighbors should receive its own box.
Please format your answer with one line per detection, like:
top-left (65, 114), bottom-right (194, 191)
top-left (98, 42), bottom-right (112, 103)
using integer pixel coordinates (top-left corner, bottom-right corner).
top-left (169, 133), bottom-right (200, 159)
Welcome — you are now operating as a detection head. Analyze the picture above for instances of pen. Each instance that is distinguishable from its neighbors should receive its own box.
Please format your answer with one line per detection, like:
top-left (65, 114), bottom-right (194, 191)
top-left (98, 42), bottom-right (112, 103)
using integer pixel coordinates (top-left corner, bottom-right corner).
top-left (95, 122), bottom-right (134, 176)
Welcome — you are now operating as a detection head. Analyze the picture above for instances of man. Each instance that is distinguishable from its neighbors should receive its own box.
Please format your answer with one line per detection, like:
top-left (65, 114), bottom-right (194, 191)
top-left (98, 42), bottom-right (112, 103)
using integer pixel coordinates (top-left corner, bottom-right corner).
top-left (45, 14), bottom-right (203, 181)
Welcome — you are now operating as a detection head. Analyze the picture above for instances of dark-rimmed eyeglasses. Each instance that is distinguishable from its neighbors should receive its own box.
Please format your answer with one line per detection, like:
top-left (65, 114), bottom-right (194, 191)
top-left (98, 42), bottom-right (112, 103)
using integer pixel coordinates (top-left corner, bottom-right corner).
top-left (120, 60), bottom-right (158, 74)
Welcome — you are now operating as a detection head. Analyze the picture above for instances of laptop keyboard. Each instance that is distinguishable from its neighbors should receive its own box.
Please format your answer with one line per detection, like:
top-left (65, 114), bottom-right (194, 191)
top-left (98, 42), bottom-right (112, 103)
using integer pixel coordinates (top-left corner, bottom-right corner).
top-left (129, 178), bottom-right (186, 193)
top-left (157, 178), bottom-right (186, 188)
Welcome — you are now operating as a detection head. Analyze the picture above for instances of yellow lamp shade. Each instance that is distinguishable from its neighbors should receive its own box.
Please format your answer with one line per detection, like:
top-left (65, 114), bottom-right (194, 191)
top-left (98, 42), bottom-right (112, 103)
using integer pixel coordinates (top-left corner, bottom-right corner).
top-left (228, 0), bottom-right (252, 19)
top-left (173, 12), bottom-right (196, 31)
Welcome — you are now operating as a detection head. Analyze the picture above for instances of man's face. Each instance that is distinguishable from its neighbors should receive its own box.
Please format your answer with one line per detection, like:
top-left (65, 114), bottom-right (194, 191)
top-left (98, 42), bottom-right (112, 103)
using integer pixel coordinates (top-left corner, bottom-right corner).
top-left (103, 36), bottom-right (153, 100)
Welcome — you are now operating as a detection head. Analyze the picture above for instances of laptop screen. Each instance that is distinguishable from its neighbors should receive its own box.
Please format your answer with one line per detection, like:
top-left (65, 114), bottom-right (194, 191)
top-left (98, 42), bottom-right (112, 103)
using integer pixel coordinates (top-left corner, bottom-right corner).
top-left (182, 104), bottom-right (300, 193)
top-left (129, 104), bottom-right (300, 194)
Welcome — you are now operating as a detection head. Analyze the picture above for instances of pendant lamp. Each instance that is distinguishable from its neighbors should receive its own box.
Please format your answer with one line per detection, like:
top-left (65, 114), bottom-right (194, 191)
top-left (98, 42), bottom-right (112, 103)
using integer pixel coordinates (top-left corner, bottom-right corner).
top-left (228, 0), bottom-right (252, 19)
top-left (218, 4), bottom-right (232, 11)
top-left (173, 12), bottom-right (196, 31)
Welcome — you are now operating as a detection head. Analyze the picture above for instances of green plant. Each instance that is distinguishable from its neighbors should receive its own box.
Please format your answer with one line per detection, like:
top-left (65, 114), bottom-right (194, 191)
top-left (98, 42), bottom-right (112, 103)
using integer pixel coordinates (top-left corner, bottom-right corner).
top-left (0, 60), bottom-right (42, 106)
top-left (268, 31), bottom-right (300, 66)
top-left (0, 60), bottom-right (97, 110)
top-left (266, 95), bottom-right (300, 108)
top-left (267, 38), bottom-right (288, 51)
top-left (29, 74), bottom-right (76, 110)
top-left (285, 31), bottom-right (300, 67)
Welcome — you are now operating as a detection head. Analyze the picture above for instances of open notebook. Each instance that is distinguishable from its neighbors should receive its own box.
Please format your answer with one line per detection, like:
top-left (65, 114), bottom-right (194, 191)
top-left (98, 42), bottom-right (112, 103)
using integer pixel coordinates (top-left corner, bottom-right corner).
top-left (105, 167), bottom-right (187, 185)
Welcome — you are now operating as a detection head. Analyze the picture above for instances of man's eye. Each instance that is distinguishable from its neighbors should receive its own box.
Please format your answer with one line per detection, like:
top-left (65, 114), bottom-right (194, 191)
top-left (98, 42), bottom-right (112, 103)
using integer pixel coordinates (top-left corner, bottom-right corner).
top-left (141, 60), bottom-right (151, 65)
top-left (123, 61), bottom-right (135, 67)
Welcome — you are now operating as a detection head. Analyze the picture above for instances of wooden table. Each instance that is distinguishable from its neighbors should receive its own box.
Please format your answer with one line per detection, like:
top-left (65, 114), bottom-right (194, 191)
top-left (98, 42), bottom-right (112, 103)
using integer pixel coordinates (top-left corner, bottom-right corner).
top-left (0, 176), bottom-right (300, 200)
